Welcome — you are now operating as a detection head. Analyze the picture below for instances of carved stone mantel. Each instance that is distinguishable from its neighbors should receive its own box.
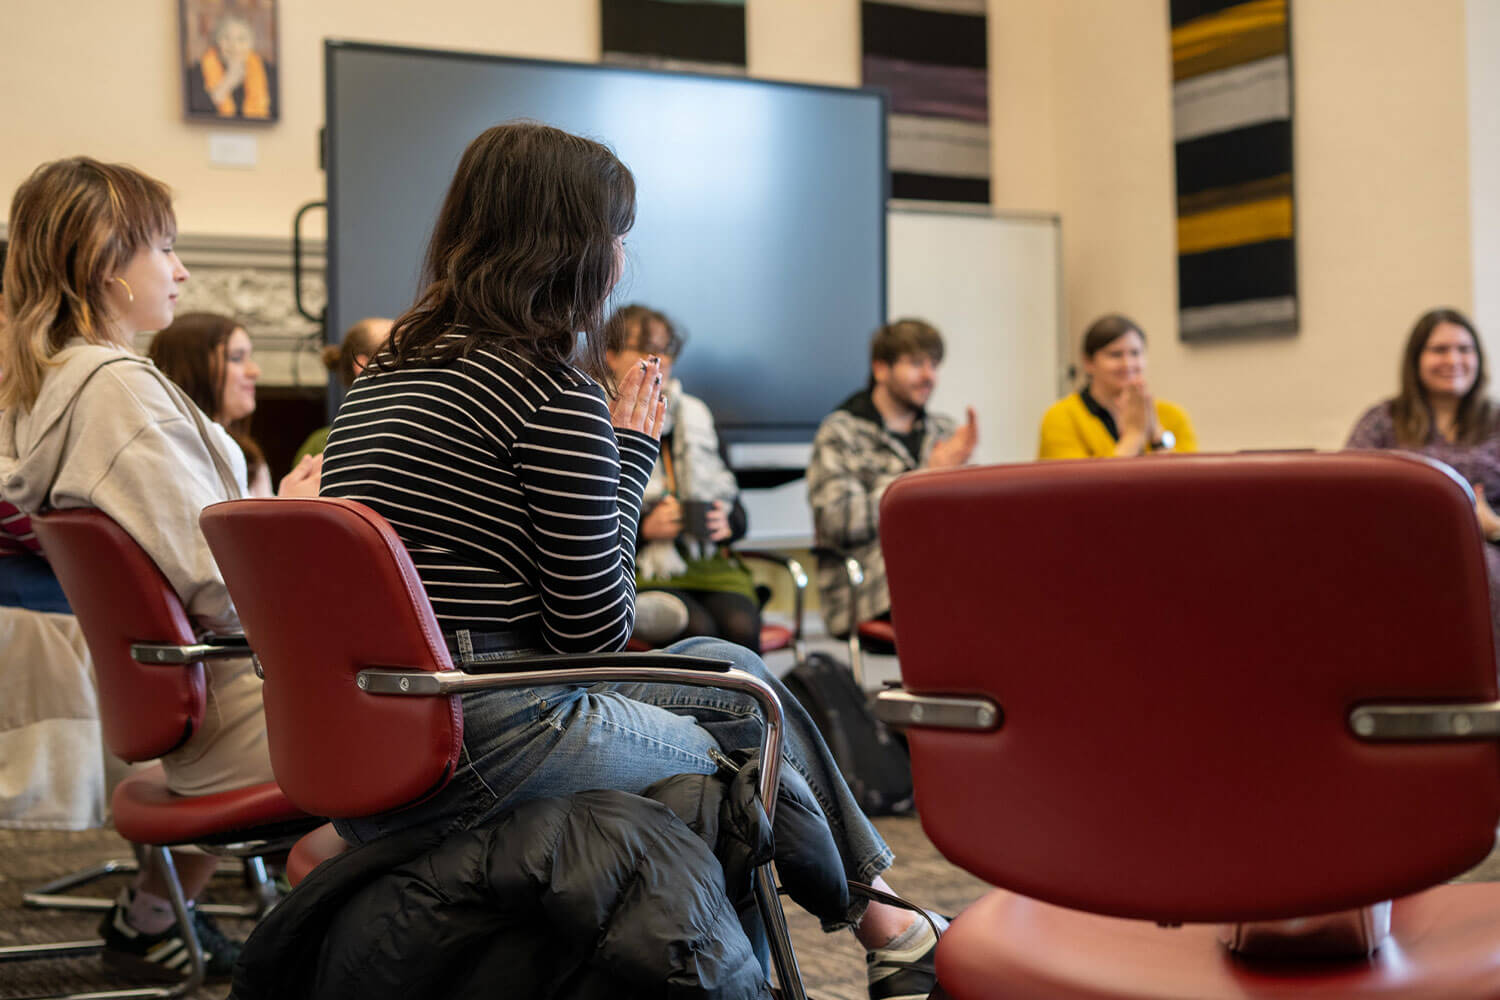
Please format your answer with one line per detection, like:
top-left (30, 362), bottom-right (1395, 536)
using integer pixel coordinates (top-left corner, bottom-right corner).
top-left (0, 227), bottom-right (331, 388)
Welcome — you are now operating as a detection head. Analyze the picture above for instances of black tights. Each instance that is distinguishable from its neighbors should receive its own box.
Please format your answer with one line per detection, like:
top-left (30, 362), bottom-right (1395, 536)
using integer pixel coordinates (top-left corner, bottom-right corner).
top-left (659, 588), bottom-right (763, 651)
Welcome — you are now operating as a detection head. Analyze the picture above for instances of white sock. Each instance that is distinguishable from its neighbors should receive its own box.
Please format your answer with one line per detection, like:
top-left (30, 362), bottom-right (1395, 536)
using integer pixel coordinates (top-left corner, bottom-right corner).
top-left (873, 910), bottom-right (947, 958)
top-left (124, 886), bottom-right (177, 935)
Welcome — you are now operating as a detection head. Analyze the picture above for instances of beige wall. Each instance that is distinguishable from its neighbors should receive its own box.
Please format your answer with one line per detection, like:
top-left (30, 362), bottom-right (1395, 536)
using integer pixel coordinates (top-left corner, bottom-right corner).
top-left (0, 0), bottom-right (867, 240)
top-left (4, 0), bottom-right (1478, 452)
top-left (1472, 0), bottom-right (1500, 358)
top-left (994, 0), bottom-right (1474, 450)
top-left (0, 0), bottom-right (602, 240)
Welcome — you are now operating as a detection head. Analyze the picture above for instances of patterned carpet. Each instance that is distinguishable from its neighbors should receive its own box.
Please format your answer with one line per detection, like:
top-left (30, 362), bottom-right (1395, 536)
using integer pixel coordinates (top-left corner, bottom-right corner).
top-left (7, 816), bottom-right (1500, 998)
top-left (0, 814), bottom-right (988, 1000)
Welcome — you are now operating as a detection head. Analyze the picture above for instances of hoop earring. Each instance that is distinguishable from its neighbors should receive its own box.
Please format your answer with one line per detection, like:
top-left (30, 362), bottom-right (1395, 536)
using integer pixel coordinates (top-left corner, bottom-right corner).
top-left (112, 277), bottom-right (134, 304)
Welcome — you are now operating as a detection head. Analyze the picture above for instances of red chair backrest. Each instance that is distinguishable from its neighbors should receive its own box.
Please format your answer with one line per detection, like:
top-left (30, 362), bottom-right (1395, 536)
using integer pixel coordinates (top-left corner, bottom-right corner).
top-left (199, 497), bottom-right (462, 818)
top-left (881, 451), bottom-right (1500, 923)
top-left (32, 509), bottom-right (206, 762)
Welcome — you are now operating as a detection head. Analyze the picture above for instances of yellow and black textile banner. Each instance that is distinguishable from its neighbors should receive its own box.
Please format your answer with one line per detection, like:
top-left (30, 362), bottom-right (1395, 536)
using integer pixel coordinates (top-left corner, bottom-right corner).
top-left (1171, 0), bottom-right (1296, 340)
top-left (862, 0), bottom-right (990, 206)
top-left (601, 0), bottom-right (746, 74)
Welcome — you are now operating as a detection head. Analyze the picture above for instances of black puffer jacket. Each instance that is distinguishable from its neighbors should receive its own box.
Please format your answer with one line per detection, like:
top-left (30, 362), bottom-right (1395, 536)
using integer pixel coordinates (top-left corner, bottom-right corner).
top-left (231, 757), bottom-right (847, 1000)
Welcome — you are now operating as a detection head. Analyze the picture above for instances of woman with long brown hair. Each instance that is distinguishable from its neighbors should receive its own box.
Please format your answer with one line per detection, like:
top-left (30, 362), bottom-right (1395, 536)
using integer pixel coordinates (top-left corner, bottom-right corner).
top-left (1347, 308), bottom-right (1500, 651)
top-left (149, 311), bottom-right (274, 495)
top-left (319, 121), bottom-right (944, 996)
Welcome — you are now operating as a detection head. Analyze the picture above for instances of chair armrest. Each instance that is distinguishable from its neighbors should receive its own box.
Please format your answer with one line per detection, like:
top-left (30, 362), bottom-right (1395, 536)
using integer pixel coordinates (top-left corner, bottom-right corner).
top-left (737, 548), bottom-right (808, 580)
top-left (130, 635), bottom-right (252, 665)
top-left (874, 688), bottom-right (1001, 732)
top-left (736, 549), bottom-right (809, 649)
top-left (808, 546), bottom-right (870, 681)
top-left (809, 545), bottom-right (866, 590)
top-left (355, 655), bottom-right (786, 824)
top-left (455, 651), bottom-right (732, 675)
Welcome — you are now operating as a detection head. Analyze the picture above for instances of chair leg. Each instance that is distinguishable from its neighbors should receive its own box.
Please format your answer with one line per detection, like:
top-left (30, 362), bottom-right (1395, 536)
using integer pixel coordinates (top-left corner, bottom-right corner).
top-left (23, 845), bottom-right (255, 916)
top-left (0, 937), bottom-right (104, 964)
top-left (21, 852), bottom-right (140, 912)
top-left (756, 865), bottom-right (807, 1000)
top-left (0, 851), bottom-right (206, 999)
top-left (242, 854), bottom-right (280, 915)
top-left (150, 845), bottom-right (207, 999)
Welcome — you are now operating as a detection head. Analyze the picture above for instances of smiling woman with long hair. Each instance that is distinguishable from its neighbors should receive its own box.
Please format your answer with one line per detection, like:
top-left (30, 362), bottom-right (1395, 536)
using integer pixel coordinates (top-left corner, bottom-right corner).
top-left (1347, 307), bottom-right (1500, 659)
top-left (149, 311), bottom-right (272, 495)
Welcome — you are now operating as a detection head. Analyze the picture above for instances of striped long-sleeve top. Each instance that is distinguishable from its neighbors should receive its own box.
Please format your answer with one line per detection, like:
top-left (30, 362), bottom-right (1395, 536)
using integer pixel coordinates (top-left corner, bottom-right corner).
top-left (319, 342), bottom-right (658, 654)
top-left (0, 501), bottom-right (42, 557)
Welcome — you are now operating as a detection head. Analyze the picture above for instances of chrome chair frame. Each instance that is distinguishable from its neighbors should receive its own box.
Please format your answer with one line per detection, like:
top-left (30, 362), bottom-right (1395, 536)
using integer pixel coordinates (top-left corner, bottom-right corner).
top-left (355, 650), bottom-right (807, 1000)
top-left (737, 548), bottom-right (810, 662)
top-left (0, 636), bottom-right (286, 1000)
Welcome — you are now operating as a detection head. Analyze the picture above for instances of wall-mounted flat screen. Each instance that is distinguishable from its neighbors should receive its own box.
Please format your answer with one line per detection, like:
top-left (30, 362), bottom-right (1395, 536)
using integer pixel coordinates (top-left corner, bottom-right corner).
top-left (326, 41), bottom-right (887, 446)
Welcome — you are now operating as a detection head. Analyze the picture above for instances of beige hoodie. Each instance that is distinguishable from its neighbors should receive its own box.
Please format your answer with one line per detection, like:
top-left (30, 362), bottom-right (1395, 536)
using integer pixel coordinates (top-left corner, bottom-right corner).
top-left (0, 343), bottom-right (275, 795)
top-left (0, 342), bottom-right (247, 634)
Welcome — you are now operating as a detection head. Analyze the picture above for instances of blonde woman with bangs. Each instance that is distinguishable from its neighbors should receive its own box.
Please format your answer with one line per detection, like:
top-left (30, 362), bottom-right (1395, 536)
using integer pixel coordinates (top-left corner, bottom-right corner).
top-left (0, 157), bottom-right (318, 978)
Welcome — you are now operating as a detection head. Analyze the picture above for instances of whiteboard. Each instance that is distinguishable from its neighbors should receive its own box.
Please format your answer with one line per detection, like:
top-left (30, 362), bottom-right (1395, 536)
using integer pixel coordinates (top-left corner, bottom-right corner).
top-left (740, 208), bottom-right (1063, 544)
top-left (889, 209), bottom-right (1063, 466)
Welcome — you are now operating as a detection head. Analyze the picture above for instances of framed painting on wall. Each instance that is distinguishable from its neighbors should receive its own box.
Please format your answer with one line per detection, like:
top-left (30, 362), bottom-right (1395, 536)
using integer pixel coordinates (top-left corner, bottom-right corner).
top-left (180, 0), bottom-right (280, 122)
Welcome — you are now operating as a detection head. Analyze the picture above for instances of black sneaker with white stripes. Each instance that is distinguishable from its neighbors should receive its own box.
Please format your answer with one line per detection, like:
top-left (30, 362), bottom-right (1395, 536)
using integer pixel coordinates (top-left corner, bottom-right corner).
top-left (99, 892), bottom-right (241, 980)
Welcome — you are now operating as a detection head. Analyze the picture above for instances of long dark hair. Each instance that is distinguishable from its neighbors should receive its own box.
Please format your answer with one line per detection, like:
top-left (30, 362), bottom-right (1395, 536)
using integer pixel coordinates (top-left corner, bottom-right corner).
top-left (148, 311), bottom-right (266, 475)
top-left (1392, 307), bottom-right (1492, 447)
top-left (149, 311), bottom-right (239, 421)
top-left (376, 122), bottom-right (636, 382)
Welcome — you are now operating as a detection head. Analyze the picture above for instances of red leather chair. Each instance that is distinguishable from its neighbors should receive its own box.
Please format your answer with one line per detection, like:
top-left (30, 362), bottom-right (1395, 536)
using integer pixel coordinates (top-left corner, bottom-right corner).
top-left (200, 496), bottom-right (811, 999)
top-left (874, 452), bottom-right (1500, 999)
top-left (0, 509), bottom-right (315, 999)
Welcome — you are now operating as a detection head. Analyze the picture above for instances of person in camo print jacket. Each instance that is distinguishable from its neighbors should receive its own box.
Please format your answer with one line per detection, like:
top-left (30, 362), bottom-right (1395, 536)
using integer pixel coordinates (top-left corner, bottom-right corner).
top-left (806, 318), bottom-right (978, 639)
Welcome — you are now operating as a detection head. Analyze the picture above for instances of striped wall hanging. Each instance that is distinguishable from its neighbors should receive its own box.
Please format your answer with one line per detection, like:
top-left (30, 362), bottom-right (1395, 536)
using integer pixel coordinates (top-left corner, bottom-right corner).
top-left (601, 0), bottom-right (746, 74)
top-left (1171, 0), bottom-right (1297, 340)
top-left (861, 0), bottom-right (990, 206)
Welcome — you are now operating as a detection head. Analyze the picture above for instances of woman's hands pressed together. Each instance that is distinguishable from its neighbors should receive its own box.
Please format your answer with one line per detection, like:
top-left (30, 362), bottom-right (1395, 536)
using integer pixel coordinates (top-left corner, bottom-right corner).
top-left (1115, 379), bottom-right (1155, 456)
top-left (611, 355), bottom-right (667, 440)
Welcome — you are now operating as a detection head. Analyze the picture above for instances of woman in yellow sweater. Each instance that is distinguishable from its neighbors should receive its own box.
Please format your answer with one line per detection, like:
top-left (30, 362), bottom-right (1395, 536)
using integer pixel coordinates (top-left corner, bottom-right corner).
top-left (1038, 314), bottom-right (1198, 459)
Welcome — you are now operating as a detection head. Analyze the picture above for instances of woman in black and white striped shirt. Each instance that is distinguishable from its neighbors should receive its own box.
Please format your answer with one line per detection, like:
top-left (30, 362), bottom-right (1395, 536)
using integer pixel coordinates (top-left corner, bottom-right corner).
top-left (320, 122), bottom-right (942, 994)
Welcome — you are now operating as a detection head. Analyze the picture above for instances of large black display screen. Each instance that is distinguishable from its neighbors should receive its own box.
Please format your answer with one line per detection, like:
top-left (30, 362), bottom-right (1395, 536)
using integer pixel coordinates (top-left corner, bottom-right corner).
top-left (326, 41), bottom-right (886, 446)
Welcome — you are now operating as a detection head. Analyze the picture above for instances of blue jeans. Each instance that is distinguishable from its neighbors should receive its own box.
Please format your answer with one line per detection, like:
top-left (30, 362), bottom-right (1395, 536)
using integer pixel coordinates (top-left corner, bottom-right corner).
top-left (333, 637), bottom-right (893, 928)
top-left (0, 553), bottom-right (71, 614)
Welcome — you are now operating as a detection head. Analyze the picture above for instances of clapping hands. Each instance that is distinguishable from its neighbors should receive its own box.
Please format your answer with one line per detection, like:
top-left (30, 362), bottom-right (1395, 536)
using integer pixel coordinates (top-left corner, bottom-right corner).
top-left (928, 407), bottom-right (979, 468)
